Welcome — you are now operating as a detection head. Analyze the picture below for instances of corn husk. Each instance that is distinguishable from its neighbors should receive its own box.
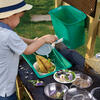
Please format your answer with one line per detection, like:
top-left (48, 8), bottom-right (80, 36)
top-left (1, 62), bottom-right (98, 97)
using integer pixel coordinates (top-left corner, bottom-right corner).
top-left (36, 55), bottom-right (48, 73)
top-left (37, 55), bottom-right (53, 70)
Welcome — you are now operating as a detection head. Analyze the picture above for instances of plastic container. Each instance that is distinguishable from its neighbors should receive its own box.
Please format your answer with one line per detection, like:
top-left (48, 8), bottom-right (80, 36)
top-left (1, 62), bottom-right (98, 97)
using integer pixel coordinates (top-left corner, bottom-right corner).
top-left (49, 6), bottom-right (86, 49)
top-left (22, 48), bottom-right (72, 78)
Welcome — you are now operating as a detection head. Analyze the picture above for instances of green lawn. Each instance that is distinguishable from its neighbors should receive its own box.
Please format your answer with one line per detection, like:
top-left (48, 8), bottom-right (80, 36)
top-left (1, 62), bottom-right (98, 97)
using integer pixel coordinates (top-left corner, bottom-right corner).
top-left (16, 0), bottom-right (100, 100)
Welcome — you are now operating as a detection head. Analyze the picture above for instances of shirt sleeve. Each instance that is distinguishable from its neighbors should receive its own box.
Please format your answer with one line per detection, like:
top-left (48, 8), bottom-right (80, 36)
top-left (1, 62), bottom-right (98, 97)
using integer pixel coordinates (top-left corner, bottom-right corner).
top-left (7, 31), bottom-right (27, 55)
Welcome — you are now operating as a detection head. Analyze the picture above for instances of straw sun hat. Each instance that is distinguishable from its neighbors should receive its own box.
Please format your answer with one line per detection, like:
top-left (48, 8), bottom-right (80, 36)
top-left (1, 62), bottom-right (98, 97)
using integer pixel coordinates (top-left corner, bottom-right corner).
top-left (0, 0), bottom-right (33, 19)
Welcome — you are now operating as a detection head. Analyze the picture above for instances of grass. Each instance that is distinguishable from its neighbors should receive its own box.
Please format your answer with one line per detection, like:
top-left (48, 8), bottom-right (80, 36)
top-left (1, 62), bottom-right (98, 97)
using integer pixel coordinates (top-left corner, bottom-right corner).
top-left (16, 0), bottom-right (100, 100)
top-left (15, 0), bottom-right (55, 39)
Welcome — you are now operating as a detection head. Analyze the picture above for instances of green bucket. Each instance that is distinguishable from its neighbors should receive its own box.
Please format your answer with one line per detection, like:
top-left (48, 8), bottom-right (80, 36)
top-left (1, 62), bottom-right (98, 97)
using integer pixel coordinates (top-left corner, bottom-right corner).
top-left (49, 6), bottom-right (86, 49)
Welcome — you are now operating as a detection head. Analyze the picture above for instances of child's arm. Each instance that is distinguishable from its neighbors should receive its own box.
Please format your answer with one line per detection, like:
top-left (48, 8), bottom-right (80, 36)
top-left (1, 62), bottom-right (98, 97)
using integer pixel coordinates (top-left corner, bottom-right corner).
top-left (23, 35), bottom-right (57, 55)
top-left (20, 36), bottom-right (38, 45)
top-left (7, 32), bottom-right (57, 56)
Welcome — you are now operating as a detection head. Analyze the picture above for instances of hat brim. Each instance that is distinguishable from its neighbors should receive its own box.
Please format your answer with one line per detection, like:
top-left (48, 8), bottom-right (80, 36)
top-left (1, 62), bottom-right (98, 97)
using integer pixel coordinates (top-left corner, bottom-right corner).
top-left (0, 4), bottom-right (33, 19)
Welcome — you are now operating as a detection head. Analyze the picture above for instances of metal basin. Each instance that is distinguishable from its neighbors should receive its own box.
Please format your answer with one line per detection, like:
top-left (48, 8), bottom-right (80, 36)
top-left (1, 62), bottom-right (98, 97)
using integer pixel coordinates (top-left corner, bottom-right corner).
top-left (72, 73), bottom-right (93, 89)
top-left (91, 87), bottom-right (100, 100)
top-left (44, 83), bottom-right (68, 99)
top-left (63, 87), bottom-right (94, 100)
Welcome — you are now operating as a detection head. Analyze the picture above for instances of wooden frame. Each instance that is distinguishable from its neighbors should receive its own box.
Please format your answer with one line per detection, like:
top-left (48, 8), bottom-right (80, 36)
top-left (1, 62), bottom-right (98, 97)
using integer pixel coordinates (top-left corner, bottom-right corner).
top-left (85, 0), bottom-right (100, 70)
top-left (85, 0), bottom-right (100, 58)
top-left (97, 19), bottom-right (100, 37)
top-left (55, 0), bottom-right (62, 8)
top-left (16, 76), bottom-right (34, 100)
top-left (16, 76), bottom-right (24, 100)
top-left (55, 0), bottom-right (69, 7)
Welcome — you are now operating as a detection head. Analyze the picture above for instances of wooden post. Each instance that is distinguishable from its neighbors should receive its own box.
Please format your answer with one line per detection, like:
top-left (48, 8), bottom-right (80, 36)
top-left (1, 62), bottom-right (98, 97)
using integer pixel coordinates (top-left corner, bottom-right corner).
top-left (97, 20), bottom-right (100, 37)
top-left (16, 76), bottom-right (34, 100)
top-left (16, 76), bottom-right (24, 100)
top-left (97, 0), bottom-right (100, 37)
top-left (24, 87), bottom-right (34, 100)
top-left (62, 1), bottom-right (69, 5)
top-left (85, 0), bottom-right (100, 58)
top-left (55, 0), bottom-right (62, 8)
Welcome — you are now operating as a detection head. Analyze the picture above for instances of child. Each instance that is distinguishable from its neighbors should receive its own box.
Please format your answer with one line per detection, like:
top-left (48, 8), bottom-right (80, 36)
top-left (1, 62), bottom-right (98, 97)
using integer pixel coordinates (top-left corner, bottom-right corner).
top-left (0, 0), bottom-right (57, 100)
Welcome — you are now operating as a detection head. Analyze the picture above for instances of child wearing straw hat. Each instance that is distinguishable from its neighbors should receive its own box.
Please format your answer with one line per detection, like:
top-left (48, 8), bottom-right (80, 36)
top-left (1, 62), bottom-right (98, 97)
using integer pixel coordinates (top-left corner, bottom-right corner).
top-left (0, 0), bottom-right (57, 99)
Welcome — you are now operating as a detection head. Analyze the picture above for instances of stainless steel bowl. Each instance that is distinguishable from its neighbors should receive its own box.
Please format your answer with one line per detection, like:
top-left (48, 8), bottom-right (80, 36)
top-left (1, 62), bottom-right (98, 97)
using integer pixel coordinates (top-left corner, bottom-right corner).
top-left (63, 87), bottom-right (94, 100)
top-left (72, 73), bottom-right (93, 89)
top-left (44, 83), bottom-right (68, 99)
top-left (91, 87), bottom-right (100, 100)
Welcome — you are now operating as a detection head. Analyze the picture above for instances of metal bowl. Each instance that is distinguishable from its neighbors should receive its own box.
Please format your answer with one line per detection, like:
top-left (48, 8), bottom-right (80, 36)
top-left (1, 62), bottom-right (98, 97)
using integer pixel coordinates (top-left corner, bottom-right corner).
top-left (91, 87), bottom-right (100, 100)
top-left (63, 87), bottom-right (94, 100)
top-left (44, 83), bottom-right (68, 99)
top-left (72, 73), bottom-right (93, 89)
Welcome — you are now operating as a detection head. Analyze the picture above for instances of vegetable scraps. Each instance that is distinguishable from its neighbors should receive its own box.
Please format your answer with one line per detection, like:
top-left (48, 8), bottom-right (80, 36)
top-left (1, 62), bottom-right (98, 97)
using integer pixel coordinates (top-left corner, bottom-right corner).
top-left (28, 80), bottom-right (44, 87)
top-left (55, 69), bottom-right (76, 83)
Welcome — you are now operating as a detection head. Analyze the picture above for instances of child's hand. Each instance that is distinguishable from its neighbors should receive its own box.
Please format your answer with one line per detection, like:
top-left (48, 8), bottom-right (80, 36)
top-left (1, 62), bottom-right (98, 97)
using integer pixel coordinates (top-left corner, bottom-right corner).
top-left (42, 35), bottom-right (58, 43)
top-left (32, 37), bottom-right (39, 42)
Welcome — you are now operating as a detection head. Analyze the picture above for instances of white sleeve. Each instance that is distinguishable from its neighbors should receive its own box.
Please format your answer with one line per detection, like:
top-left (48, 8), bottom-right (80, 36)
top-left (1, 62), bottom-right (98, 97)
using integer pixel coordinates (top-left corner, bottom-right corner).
top-left (7, 32), bottom-right (27, 55)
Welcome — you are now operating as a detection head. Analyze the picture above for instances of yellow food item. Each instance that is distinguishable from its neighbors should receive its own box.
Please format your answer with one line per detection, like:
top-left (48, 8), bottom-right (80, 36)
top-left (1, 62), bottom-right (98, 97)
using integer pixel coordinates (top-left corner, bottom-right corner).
top-left (37, 55), bottom-right (53, 70)
top-left (36, 55), bottom-right (53, 73)
top-left (36, 55), bottom-right (48, 73)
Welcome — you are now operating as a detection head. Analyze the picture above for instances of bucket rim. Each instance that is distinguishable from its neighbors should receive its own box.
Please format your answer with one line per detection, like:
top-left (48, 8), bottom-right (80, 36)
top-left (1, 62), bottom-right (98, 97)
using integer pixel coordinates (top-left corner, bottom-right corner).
top-left (49, 5), bottom-right (86, 26)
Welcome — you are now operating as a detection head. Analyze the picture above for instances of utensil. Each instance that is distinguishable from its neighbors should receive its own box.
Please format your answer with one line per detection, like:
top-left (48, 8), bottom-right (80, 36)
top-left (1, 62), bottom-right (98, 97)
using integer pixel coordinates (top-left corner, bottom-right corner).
top-left (53, 70), bottom-right (76, 84)
top-left (44, 83), bottom-right (68, 99)
top-left (36, 43), bottom-right (52, 57)
top-left (91, 87), bottom-right (100, 100)
top-left (51, 38), bottom-right (63, 47)
top-left (72, 73), bottom-right (93, 89)
top-left (96, 53), bottom-right (100, 59)
top-left (63, 87), bottom-right (93, 100)
top-left (33, 62), bottom-right (56, 75)
top-left (36, 38), bottom-right (63, 57)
